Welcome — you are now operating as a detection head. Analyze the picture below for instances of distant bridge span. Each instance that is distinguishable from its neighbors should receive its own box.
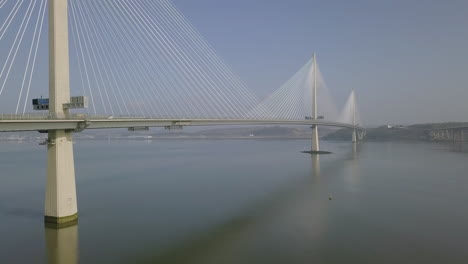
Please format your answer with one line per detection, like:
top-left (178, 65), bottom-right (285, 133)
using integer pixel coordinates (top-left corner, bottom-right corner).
top-left (0, 117), bottom-right (364, 132)
top-left (427, 126), bottom-right (468, 141)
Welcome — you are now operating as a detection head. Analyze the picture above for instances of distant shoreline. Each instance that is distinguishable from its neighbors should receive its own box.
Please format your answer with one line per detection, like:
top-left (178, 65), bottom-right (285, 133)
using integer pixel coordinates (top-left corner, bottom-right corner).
top-left (325, 122), bottom-right (468, 142)
top-left (2, 122), bottom-right (467, 143)
top-left (0, 136), bottom-right (314, 142)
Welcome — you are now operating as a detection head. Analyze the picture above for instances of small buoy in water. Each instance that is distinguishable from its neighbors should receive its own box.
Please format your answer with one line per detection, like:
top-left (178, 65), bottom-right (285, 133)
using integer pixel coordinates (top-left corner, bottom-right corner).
top-left (329, 194), bottom-right (333, 200)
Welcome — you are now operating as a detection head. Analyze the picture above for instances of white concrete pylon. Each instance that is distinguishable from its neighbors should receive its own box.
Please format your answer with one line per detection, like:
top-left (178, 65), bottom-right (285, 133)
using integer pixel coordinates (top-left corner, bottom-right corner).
top-left (311, 53), bottom-right (320, 152)
top-left (45, 0), bottom-right (78, 226)
top-left (351, 88), bottom-right (357, 143)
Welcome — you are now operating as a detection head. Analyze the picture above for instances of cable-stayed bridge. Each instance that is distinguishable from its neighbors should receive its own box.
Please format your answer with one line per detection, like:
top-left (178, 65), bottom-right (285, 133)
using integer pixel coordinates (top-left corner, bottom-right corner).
top-left (0, 0), bottom-right (365, 226)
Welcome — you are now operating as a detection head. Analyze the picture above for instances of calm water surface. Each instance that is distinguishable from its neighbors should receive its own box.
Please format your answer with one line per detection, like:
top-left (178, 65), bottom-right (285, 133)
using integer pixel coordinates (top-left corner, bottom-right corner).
top-left (0, 139), bottom-right (467, 263)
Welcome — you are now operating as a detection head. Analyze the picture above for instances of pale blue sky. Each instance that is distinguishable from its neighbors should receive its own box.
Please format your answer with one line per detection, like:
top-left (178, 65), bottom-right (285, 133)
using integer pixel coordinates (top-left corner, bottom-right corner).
top-left (1, 0), bottom-right (467, 125)
top-left (173, 0), bottom-right (468, 125)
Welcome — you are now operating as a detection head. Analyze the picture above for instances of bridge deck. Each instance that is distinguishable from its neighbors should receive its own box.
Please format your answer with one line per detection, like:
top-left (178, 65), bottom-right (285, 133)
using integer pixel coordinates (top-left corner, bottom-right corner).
top-left (0, 117), bottom-right (363, 132)
top-left (427, 126), bottom-right (468, 131)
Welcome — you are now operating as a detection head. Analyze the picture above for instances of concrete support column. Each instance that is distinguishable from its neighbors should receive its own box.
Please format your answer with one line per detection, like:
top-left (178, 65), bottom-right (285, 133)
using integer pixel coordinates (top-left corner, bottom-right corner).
top-left (311, 125), bottom-right (319, 152)
top-left (49, 0), bottom-right (70, 118)
top-left (310, 54), bottom-right (320, 152)
top-left (352, 129), bottom-right (357, 143)
top-left (357, 130), bottom-right (364, 141)
top-left (45, 0), bottom-right (77, 226)
top-left (45, 130), bottom-right (77, 224)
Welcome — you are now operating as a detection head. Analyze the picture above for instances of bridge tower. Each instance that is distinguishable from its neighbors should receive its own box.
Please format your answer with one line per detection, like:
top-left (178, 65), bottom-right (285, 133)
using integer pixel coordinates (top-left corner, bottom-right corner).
top-left (45, 0), bottom-right (78, 226)
top-left (311, 53), bottom-right (320, 152)
top-left (351, 89), bottom-right (357, 143)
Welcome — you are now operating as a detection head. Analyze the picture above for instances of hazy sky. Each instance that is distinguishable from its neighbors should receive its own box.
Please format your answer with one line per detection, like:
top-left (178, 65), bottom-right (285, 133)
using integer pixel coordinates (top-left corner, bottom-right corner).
top-left (173, 0), bottom-right (468, 125)
top-left (1, 0), bottom-right (467, 126)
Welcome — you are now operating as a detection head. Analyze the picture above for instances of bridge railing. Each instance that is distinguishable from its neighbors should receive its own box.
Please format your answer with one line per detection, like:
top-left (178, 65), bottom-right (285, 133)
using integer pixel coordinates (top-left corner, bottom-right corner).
top-left (0, 113), bottom-right (317, 121)
top-left (0, 113), bottom-right (146, 120)
top-left (0, 114), bottom-right (363, 130)
top-left (0, 113), bottom-right (87, 120)
top-left (0, 113), bottom-right (57, 120)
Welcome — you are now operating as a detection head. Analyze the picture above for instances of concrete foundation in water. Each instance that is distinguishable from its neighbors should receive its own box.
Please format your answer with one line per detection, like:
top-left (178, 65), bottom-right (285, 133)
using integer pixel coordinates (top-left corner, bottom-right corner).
top-left (301, 150), bottom-right (332, 155)
top-left (45, 213), bottom-right (78, 228)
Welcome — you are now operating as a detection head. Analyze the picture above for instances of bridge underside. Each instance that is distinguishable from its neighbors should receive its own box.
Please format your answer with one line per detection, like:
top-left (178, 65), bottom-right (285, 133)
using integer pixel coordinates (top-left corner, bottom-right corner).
top-left (0, 118), bottom-right (364, 132)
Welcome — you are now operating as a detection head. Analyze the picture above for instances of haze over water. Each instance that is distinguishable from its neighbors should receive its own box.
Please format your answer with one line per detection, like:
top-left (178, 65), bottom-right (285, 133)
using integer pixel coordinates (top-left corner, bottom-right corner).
top-left (1, 139), bottom-right (467, 263)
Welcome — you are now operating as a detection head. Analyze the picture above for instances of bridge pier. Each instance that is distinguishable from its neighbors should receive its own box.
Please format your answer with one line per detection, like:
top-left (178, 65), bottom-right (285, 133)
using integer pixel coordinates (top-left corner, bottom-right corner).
top-left (429, 128), bottom-right (468, 142)
top-left (352, 129), bottom-right (357, 143)
top-left (311, 125), bottom-right (320, 152)
top-left (45, 0), bottom-right (78, 226)
top-left (360, 130), bottom-right (366, 141)
top-left (45, 130), bottom-right (78, 225)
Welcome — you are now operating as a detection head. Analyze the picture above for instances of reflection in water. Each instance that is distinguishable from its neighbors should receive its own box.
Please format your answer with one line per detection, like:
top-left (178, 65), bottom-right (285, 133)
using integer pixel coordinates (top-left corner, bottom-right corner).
top-left (427, 141), bottom-right (468, 155)
top-left (136, 154), bottom-right (333, 264)
top-left (352, 142), bottom-right (362, 159)
top-left (45, 224), bottom-right (79, 264)
top-left (344, 142), bottom-right (362, 192)
top-left (4, 141), bottom-right (468, 263)
top-left (311, 155), bottom-right (320, 179)
top-left (4, 140), bottom-right (468, 264)
top-left (447, 141), bottom-right (467, 154)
